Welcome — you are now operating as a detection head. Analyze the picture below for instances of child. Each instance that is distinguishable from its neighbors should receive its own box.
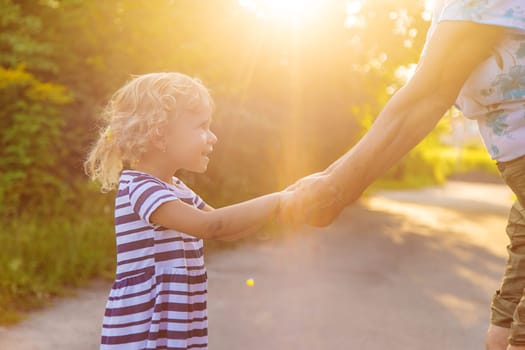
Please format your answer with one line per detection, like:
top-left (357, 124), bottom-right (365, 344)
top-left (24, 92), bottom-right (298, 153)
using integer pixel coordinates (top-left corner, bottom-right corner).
top-left (85, 72), bottom-right (286, 350)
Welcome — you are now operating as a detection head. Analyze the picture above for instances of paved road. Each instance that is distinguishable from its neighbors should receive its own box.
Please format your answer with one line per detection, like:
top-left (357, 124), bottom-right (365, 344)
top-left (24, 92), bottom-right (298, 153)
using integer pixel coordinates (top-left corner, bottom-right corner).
top-left (0, 181), bottom-right (514, 350)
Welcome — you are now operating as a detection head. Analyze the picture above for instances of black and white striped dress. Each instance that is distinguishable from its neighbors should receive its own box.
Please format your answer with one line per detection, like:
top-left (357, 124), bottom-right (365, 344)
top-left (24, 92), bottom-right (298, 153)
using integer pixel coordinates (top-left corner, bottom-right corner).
top-left (101, 170), bottom-right (208, 350)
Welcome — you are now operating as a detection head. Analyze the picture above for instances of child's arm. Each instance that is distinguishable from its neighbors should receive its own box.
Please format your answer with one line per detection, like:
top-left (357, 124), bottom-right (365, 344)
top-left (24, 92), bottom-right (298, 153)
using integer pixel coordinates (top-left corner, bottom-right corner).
top-left (198, 204), bottom-right (273, 241)
top-left (149, 192), bottom-right (282, 241)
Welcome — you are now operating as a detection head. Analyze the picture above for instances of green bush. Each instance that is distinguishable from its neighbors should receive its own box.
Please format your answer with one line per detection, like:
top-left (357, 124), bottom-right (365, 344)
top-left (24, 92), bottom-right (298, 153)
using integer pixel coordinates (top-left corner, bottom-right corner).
top-left (371, 143), bottom-right (498, 191)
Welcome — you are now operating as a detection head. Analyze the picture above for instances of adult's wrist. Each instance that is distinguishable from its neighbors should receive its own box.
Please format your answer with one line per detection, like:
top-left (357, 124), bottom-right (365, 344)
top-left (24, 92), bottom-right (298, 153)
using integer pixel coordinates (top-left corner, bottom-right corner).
top-left (328, 169), bottom-right (365, 206)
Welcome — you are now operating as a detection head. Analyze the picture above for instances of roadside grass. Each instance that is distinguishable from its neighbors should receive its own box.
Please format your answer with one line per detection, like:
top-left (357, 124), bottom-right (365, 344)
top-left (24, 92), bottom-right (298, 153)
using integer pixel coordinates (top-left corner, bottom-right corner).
top-left (0, 206), bottom-right (115, 326)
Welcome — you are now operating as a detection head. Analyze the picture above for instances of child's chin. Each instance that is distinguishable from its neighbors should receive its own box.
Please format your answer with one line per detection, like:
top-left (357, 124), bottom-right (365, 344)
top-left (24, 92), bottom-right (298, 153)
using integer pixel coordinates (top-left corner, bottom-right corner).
top-left (192, 165), bottom-right (208, 174)
top-left (184, 160), bottom-right (209, 173)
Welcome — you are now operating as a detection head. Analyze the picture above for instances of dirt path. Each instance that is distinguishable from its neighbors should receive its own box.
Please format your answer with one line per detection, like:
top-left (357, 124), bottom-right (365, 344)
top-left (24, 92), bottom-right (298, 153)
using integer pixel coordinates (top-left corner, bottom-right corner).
top-left (0, 181), bottom-right (514, 350)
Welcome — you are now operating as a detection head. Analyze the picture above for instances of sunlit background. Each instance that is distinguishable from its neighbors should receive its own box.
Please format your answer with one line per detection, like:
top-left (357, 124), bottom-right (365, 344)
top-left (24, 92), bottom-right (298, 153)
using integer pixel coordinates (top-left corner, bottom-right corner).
top-left (0, 0), bottom-right (496, 325)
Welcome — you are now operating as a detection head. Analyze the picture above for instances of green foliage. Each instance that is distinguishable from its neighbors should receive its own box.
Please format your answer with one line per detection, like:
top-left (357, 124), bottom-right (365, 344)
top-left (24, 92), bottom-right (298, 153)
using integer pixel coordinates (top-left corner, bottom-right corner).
top-left (377, 110), bottom-right (498, 188)
top-left (0, 0), bottom-right (57, 73)
top-left (0, 65), bottom-right (72, 216)
top-left (373, 143), bottom-right (498, 191)
top-left (0, 1), bottom-right (75, 217)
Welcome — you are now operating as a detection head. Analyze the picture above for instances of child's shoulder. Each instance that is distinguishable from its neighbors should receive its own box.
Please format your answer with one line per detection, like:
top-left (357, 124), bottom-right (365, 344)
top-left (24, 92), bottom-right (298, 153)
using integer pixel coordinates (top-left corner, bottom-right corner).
top-left (121, 170), bottom-right (167, 186)
top-left (118, 170), bottom-right (172, 199)
top-left (171, 175), bottom-right (190, 190)
top-left (119, 170), bottom-right (199, 199)
top-left (170, 177), bottom-right (205, 208)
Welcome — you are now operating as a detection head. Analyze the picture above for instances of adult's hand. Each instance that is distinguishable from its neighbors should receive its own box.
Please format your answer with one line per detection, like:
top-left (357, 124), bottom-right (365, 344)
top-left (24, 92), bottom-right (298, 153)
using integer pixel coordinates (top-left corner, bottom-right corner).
top-left (281, 172), bottom-right (348, 227)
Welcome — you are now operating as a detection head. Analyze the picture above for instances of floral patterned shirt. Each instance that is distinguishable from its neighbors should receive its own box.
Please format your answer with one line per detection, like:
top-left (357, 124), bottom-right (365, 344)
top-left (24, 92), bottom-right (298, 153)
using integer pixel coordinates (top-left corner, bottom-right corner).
top-left (425, 0), bottom-right (525, 161)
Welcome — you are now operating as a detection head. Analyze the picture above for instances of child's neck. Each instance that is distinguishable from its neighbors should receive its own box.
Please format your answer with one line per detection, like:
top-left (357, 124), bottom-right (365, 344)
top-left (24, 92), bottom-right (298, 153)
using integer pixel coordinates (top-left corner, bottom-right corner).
top-left (132, 159), bottom-right (177, 185)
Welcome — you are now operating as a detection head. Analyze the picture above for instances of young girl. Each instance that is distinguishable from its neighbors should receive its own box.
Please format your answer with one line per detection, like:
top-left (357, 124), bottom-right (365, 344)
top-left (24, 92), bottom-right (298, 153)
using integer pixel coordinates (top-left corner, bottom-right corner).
top-left (85, 72), bottom-right (286, 350)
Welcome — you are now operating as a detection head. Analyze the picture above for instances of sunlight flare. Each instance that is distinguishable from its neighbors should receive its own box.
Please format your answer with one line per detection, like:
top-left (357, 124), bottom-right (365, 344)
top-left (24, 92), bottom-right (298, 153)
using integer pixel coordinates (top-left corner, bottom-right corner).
top-left (344, 0), bottom-right (363, 28)
top-left (238, 0), bottom-right (324, 25)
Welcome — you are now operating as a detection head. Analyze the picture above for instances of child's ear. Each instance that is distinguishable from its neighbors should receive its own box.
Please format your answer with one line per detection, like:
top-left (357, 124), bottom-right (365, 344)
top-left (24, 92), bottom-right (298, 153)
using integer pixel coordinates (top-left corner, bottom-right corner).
top-left (150, 128), bottom-right (167, 153)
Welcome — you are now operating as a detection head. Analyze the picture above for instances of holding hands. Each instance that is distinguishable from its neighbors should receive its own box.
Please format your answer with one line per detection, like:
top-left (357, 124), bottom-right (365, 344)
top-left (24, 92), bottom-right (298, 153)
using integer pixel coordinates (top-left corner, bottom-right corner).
top-left (280, 171), bottom-right (350, 227)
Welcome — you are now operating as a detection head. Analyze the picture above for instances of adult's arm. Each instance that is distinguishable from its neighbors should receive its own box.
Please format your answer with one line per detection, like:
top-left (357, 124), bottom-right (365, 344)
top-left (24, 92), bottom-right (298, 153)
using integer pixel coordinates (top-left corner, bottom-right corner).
top-left (289, 21), bottom-right (504, 226)
top-left (330, 21), bottom-right (502, 193)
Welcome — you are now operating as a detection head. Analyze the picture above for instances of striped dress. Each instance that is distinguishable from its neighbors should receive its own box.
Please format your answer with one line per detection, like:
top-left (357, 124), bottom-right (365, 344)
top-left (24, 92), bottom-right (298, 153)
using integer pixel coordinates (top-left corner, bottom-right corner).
top-left (101, 170), bottom-right (208, 350)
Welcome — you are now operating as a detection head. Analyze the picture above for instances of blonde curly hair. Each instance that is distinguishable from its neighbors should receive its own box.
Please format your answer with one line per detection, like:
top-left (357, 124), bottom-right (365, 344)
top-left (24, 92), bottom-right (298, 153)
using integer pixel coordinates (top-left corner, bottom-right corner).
top-left (84, 72), bottom-right (213, 192)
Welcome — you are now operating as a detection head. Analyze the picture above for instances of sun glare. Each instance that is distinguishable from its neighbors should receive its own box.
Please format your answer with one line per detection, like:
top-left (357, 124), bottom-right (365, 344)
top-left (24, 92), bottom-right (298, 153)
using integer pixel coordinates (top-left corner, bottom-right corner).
top-left (423, 0), bottom-right (435, 21)
top-left (344, 0), bottom-right (363, 28)
top-left (346, 0), bottom-right (362, 15)
top-left (238, 0), bottom-right (324, 26)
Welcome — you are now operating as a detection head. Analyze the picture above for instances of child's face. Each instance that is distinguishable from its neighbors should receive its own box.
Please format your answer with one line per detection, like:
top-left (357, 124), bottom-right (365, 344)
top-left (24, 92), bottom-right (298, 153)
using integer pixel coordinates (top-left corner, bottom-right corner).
top-left (163, 109), bottom-right (217, 173)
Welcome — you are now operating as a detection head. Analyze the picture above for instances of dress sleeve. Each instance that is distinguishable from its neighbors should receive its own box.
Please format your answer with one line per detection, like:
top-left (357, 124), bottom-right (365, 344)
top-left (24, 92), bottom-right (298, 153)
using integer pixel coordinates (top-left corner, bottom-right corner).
top-left (194, 195), bottom-right (206, 210)
top-left (172, 177), bottom-right (207, 210)
top-left (129, 177), bottom-right (179, 224)
top-left (438, 0), bottom-right (525, 31)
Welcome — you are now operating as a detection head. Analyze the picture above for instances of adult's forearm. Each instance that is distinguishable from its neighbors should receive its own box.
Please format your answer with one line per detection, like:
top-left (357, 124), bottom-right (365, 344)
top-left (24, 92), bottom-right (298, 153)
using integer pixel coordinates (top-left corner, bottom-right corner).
top-left (328, 90), bottom-right (452, 202)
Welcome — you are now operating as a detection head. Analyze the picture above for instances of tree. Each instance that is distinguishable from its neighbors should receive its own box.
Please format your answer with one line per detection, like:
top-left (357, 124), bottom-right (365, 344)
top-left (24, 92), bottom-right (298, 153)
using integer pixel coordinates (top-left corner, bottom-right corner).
top-left (0, 0), bottom-right (72, 216)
